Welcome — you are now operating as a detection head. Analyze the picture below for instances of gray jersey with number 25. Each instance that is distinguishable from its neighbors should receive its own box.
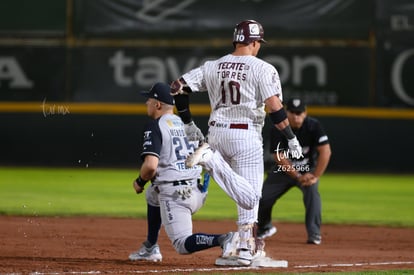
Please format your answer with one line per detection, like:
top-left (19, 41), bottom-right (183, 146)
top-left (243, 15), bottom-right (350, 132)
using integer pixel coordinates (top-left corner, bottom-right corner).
top-left (141, 113), bottom-right (202, 183)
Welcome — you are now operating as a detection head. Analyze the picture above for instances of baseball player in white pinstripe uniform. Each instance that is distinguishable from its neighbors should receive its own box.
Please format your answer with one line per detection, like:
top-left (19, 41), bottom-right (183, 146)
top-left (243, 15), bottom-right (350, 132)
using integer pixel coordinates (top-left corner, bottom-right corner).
top-left (170, 20), bottom-right (302, 266)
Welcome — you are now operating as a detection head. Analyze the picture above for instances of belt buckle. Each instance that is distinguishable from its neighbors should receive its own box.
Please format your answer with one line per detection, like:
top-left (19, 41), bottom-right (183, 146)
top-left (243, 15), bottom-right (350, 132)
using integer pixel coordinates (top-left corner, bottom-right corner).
top-left (173, 180), bottom-right (188, 186)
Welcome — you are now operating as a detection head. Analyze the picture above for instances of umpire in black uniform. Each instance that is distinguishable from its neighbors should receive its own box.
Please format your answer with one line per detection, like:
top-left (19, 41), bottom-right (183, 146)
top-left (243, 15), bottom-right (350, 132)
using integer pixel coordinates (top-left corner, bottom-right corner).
top-left (257, 98), bottom-right (331, 245)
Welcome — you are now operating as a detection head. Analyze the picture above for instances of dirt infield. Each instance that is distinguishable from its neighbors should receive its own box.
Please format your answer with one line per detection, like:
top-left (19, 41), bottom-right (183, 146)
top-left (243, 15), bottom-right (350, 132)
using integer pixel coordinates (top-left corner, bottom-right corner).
top-left (1, 216), bottom-right (413, 274)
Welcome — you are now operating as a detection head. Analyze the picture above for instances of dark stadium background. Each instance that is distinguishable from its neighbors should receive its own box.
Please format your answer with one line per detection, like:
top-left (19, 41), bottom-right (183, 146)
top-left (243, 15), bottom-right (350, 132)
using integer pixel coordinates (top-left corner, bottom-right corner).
top-left (0, 0), bottom-right (413, 172)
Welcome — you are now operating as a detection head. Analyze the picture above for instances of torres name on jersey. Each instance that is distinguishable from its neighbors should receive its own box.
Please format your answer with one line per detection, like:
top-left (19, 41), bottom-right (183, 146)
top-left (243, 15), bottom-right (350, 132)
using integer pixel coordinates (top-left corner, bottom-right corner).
top-left (217, 62), bottom-right (247, 81)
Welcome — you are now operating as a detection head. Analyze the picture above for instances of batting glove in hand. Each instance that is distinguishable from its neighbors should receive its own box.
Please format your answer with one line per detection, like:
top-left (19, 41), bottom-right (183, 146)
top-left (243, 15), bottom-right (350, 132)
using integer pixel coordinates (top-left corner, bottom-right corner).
top-left (184, 121), bottom-right (205, 144)
top-left (288, 136), bottom-right (303, 159)
top-left (170, 79), bottom-right (189, 96)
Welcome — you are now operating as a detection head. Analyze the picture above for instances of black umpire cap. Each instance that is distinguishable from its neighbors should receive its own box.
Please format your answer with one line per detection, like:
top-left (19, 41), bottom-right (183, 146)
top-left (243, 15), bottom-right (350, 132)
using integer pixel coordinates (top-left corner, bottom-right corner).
top-left (140, 82), bottom-right (175, 105)
top-left (286, 98), bottom-right (306, 113)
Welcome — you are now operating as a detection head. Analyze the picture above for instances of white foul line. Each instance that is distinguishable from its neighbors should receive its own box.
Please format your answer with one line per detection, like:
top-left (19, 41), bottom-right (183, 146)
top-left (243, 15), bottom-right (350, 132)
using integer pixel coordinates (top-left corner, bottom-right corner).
top-left (30, 266), bottom-right (260, 274)
top-left (28, 261), bottom-right (414, 274)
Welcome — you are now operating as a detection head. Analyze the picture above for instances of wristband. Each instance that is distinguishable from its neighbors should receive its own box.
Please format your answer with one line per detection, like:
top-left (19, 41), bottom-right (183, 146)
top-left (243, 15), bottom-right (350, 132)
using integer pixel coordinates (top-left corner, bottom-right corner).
top-left (269, 109), bottom-right (287, 124)
top-left (136, 176), bottom-right (148, 188)
top-left (174, 93), bottom-right (193, 123)
top-left (178, 108), bottom-right (192, 124)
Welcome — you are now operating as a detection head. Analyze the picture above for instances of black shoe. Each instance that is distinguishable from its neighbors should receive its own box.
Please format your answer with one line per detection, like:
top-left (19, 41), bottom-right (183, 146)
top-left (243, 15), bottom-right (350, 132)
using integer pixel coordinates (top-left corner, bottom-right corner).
top-left (307, 235), bottom-right (322, 245)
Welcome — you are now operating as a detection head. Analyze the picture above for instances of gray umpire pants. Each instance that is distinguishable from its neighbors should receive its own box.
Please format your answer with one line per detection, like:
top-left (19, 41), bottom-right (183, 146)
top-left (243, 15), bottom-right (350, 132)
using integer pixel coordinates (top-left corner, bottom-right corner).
top-left (257, 169), bottom-right (321, 239)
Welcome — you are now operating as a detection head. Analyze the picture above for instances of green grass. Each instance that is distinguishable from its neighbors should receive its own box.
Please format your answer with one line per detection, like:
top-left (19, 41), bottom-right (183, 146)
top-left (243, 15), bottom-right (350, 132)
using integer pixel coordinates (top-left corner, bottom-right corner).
top-left (204, 272), bottom-right (414, 275)
top-left (209, 272), bottom-right (414, 275)
top-left (273, 173), bottom-right (414, 227)
top-left (0, 167), bottom-right (140, 217)
top-left (0, 167), bottom-right (413, 227)
top-left (1, 167), bottom-right (413, 275)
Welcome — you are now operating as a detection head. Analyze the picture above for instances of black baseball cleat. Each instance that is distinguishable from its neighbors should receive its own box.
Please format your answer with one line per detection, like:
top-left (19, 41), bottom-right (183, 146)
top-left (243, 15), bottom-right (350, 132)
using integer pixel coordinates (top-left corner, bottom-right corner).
top-left (307, 234), bottom-right (322, 245)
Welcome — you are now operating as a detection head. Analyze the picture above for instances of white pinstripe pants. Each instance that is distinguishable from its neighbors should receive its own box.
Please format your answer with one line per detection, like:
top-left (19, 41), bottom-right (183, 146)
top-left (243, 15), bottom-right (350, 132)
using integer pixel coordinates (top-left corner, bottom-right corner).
top-left (206, 126), bottom-right (264, 225)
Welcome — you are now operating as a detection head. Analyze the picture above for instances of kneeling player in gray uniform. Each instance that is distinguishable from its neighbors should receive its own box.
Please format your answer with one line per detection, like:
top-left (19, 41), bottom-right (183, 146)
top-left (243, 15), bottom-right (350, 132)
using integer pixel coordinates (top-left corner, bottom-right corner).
top-left (128, 83), bottom-right (237, 261)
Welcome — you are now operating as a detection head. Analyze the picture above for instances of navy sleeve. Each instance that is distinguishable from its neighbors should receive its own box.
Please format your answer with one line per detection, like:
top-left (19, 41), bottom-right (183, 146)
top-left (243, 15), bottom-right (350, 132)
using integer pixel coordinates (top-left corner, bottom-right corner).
top-left (140, 119), bottom-right (162, 161)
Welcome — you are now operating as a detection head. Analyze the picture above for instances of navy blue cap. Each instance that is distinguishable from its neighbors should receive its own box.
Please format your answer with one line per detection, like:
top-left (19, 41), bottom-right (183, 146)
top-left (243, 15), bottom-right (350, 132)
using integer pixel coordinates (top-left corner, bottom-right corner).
top-left (140, 82), bottom-right (175, 105)
top-left (286, 98), bottom-right (306, 113)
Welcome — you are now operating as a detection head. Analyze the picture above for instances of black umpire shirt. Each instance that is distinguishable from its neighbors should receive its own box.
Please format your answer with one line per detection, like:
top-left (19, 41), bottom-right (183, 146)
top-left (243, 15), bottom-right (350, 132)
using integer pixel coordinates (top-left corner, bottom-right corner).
top-left (269, 116), bottom-right (329, 173)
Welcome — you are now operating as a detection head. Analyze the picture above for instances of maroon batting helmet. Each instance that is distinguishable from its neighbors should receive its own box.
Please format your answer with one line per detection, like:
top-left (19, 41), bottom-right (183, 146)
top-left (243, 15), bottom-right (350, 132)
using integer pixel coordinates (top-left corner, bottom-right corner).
top-left (233, 20), bottom-right (266, 46)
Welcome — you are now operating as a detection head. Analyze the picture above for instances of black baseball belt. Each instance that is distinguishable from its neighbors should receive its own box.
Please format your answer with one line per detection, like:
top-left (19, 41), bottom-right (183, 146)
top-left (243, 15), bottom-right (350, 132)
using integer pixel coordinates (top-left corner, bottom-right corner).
top-left (154, 179), bottom-right (202, 193)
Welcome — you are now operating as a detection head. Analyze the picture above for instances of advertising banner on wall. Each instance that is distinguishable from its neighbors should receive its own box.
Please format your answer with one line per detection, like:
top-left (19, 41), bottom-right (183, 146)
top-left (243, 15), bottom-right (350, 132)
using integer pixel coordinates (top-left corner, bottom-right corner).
top-left (377, 43), bottom-right (414, 107)
top-left (73, 0), bottom-right (372, 39)
top-left (70, 46), bottom-right (371, 106)
top-left (375, 0), bottom-right (414, 38)
top-left (375, 0), bottom-right (414, 107)
top-left (2, 0), bottom-right (413, 108)
top-left (0, 45), bottom-right (371, 106)
top-left (0, 46), bottom-right (66, 101)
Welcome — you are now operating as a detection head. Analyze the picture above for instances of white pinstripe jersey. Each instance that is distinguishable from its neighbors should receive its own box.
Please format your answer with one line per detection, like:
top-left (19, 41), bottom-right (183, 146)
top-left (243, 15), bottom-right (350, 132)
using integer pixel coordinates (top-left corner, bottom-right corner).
top-left (182, 54), bottom-right (283, 126)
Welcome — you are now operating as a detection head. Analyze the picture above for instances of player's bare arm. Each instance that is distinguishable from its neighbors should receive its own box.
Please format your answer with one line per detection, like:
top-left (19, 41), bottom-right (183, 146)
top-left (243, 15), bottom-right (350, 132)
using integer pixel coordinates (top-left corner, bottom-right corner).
top-left (265, 96), bottom-right (289, 129)
top-left (300, 144), bottom-right (331, 186)
top-left (133, 155), bottom-right (159, 193)
top-left (312, 143), bottom-right (332, 179)
top-left (273, 151), bottom-right (317, 186)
